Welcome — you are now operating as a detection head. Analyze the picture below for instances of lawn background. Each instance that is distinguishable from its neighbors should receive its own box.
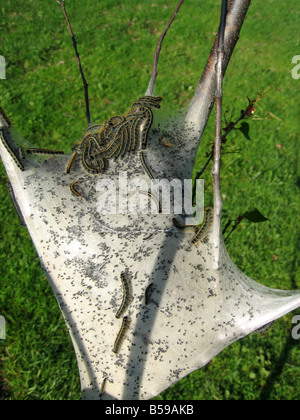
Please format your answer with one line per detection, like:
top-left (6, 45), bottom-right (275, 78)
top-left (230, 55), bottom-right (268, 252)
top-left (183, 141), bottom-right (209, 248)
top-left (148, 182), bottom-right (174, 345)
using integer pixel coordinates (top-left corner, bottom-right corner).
top-left (0, 0), bottom-right (299, 400)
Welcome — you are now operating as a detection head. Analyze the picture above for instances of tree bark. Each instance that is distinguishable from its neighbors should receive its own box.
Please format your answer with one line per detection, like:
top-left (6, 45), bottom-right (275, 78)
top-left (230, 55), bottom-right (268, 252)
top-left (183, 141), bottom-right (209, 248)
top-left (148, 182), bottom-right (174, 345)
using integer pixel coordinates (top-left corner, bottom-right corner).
top-left (184, 0), bottom-right (251, 140)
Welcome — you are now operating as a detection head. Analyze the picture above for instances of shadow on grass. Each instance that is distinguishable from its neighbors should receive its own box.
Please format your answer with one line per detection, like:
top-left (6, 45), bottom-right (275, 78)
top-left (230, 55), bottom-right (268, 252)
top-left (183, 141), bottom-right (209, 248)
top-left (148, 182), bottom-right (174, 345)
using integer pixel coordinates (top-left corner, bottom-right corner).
top-left (259, 230), bottom-right (300, 399)
top-left (258, 331), bottom-right (299, 400)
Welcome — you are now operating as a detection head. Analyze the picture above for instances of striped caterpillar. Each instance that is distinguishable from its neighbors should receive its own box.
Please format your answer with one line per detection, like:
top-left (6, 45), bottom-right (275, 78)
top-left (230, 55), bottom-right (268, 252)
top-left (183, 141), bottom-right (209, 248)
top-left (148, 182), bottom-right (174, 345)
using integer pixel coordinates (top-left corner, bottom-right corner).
top-left (172, 218), bottom-right (199, 234)
top-left (66, 96), bottom-right (162, 175)
top-left (99, 377), bottom-right (107, 397)
top-left (160, 136), bottom-right (174, 148)
top-left (139, 151), bottom-right (154, 180)
top-left (8, 182), bottom-right (26, 226)
top-left (27, 148), bottom-right (64, 156)
top-left (0, 127), bottom-right (25, 172)
top-left (69, 179), bottom-right (82, 198)
top-left (113, 316), bottom-right (130, 354)
top-left (0, 108), bottom-right (65, 173)
top-left (173, 207), bottom-right (213, 245)
top-left (115, 272), bottom-right (131, 319)
top-left (191, 207), bottom-right (213, 245)
top-left (145, 283), bottom-right (154, 305)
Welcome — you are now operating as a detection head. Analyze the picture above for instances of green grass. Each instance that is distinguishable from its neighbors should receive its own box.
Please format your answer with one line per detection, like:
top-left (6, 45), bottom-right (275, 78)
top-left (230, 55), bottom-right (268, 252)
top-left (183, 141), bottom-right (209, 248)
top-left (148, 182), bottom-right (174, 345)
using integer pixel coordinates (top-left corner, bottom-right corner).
top-left (0, 0), bottom-right (299, 400)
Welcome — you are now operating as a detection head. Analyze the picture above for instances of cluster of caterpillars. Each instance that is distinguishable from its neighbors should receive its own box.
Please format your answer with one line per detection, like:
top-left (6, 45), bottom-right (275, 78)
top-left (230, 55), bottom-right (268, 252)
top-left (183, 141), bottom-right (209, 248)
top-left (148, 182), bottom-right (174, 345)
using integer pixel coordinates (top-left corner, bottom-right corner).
top-left (99, 270), bottom-right (155, 396)
top-left (65, 96), bottom-right (162, 180)
top-left (1, 97), bottom-right (162, 196)
top-left (112, 272), bottom-right (155, 355)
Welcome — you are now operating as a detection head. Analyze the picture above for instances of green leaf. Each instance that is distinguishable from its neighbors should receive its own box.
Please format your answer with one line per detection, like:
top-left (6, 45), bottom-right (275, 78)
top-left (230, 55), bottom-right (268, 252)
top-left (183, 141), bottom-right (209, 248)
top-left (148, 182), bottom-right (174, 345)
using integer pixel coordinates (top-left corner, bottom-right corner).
top-left (238, 122), bottom-right (251, 141)
top-left (243, 208), bottom-right (269, 223)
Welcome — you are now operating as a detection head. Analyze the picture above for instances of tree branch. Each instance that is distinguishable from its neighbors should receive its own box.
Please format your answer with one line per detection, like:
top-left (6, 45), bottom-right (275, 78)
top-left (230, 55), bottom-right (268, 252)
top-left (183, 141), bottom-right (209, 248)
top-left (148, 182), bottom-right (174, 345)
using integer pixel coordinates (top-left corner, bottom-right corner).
top-left (184, 0), bottom-right (251, 139)
top-left (212, 0), bottom-right (227, 261)
top-left (145, 0), bottom-right (185, 96)
top-left (56, 0), bottom-right (91, 126)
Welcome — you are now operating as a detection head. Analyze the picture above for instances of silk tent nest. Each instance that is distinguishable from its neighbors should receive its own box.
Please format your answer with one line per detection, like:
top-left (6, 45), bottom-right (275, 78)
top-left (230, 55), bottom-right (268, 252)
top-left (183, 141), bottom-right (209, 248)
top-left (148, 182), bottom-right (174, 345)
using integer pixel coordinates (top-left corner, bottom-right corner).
top-left (0, 0), bottom-right (299, 400)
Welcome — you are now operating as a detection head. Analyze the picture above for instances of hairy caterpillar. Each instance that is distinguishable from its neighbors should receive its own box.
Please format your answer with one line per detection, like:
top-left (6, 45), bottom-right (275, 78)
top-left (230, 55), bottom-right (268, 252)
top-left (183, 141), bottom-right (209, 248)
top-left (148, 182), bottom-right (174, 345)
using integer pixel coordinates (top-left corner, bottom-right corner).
top-left (113, 316), bottom-right (130, 354)
top-left (115, 272), bottom-right (131, 319)
top-left (139, 151), bottom-right (154, 180)
top-left (172, 218), bottom-right (198, 233)
top-left (99, 377), bottom-right (107, 397)
top-left (0, 127), bottom-right (25, 171)
top-left (145, 282), bottom-right (154, 305)
top-left (173, 207), bottom-right (213, 245)
top-left (66, 96), bottom-right (162, 175)
top-left (69, 179), bottom-right (82, 198)
top-left (8, 182), bottom-right (26, 226)
top-left (160, 137), bottom-right (174, 148)
top-left (26, 148), bottom-right (64, 156)
top-left (191, 207), bottom-right (213, 245)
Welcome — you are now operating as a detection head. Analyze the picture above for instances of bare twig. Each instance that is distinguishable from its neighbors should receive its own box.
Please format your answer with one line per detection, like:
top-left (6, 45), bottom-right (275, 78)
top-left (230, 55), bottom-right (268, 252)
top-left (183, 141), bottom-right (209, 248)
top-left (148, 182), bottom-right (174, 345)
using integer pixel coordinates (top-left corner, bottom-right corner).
top-left (224, 217), bottom-right (242, 242)
top-left (193, 85), bottom-right (273, 191)
top-left (145, 0), bottom-right (184, 96)
top-left (193, 108), bottom-right (244, 193)
top-left (212, 0), bottom-right (227, 262)
top-left (56, 0), bottom-right (91, 126)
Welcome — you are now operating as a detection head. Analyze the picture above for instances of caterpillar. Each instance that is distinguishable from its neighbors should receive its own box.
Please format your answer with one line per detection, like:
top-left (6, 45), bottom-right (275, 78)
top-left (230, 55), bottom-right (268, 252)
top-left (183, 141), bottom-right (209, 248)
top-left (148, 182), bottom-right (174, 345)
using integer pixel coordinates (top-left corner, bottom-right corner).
top-left (113, 316), bottom-right (130, 354)
top-left (172, 207), bottom-right (213, 245)
top-left (143, 233), bottom-right (155, 241)
top-left (191, 207), bottom-right (213, 245)
top-left (255, 321), bottom-right (274, 335)
top-left (139, 151), bottom-right (154, 180)
top-left (0, 106), bottom-right (12, 128)
top-left (0, 108), bottom-right (64, 172)
top-left (145, 283), bottom-right (154, 305)
top-left (130, 102), bottom-right (153, 150)
top-left (69, 180), bottom-right (82, 198)
top-left (99, 377), bottom-right (107, 397)
top-left (8, 182), bottom-right (26, 226)
top-left (172, 218), bottom-right (199, 233)
top-left (26, 148), bottom-right (64, 156)
top-left (115, 272), bottom-right (131, 319)
top-left (160, 137), bottom-right (174, 148)
top-left (82, 123), bottom-right (104, 140)
top-left (0, 127), bottom-right (25, 171)
top-left (80, 137), bottom-right (108, 175)
top-left (65, 150), bottom-right (77, 174)
top-left (65, 96), bottom-right (162, 176)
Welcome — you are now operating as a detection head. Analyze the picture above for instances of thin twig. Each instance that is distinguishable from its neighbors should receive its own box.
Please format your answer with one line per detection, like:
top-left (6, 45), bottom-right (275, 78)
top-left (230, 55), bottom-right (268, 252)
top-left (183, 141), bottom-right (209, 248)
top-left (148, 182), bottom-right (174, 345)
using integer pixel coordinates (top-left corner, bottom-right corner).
top-left (194, 86), bottom-right (270, 186)
top-left (193, 111), bottom-right (241, 203)
top-left (193, 109), bottom-right (244, 196)
top-left (212, 0), bottom-right (227, 262)
top-left (56, 0), bottom-right (91, 126)
top-left (222, 218), bottom-right (232, 236)
top-left (145, 0), bottom-right (184, 96)
top-left (224, 223), bottom-right (239, 243)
